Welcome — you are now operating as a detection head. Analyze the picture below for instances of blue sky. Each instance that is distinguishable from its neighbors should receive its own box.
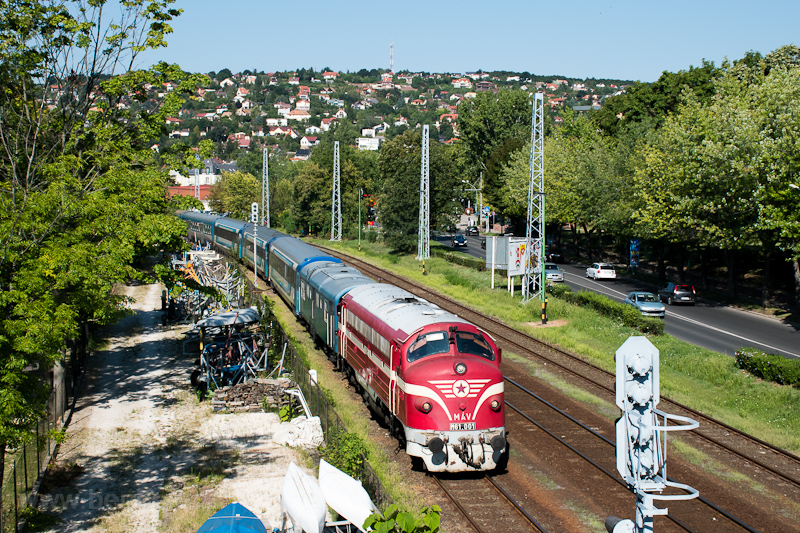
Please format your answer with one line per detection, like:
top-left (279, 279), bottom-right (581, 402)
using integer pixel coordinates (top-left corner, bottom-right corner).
top-left (138, 0), bottom-right (800, 83)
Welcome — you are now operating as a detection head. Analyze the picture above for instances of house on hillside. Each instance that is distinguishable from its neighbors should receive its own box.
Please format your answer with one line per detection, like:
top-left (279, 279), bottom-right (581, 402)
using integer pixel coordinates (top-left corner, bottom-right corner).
top-left (305, 125), bottom-right (321, 134)
top-left (322, 71), bottom-right (339, 82)
top-left (287, 109), bottom-right (311, 122)
top-left (300, 136), bottom-right (319, 149)
top-left (321, 117), bottom-right (338, 131)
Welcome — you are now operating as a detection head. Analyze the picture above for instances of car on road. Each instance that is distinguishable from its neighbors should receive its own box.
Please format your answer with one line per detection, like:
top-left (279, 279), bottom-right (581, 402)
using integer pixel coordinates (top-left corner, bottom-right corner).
top-left (452, 234), bottom-right (468, 247)
top-left (480, 237), bottom-right (486, 249)
top-left (466, 225), bottom-right (479, 236)
top-left (444, 224), bottom-right (456, 233)
top-left (586, 262), bottom-right (616, 280)
top-left (623, 292), bottom-right (666, 318)
top-left (545, 248), bottom-right (564, 263)
top-left (544, 263), bottom-right (564, 282)
top-left (658, 282), bottom-right (696, 305)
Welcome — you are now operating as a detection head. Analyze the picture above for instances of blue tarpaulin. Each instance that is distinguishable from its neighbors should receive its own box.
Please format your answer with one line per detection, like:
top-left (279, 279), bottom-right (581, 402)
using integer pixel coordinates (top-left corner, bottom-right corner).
top-left (196, 502), bottom-right (269, 533)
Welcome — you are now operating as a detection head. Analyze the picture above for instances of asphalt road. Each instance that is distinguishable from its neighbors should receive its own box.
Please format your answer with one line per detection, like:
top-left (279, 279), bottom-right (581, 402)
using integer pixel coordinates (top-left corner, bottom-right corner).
top-left (441, 232), bottom-right (800, 360)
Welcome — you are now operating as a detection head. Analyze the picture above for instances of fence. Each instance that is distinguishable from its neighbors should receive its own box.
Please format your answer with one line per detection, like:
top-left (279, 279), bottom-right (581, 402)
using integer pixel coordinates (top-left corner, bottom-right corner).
top-left (1, 329), bottom-right (88, 533)
top-left (269, 321), bottom-right (393, 509)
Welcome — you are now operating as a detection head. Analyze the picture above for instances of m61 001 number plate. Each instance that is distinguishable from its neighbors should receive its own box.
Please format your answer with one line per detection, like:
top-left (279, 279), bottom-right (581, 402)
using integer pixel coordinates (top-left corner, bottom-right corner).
top-left (449, 422), bottom-right (475, 431)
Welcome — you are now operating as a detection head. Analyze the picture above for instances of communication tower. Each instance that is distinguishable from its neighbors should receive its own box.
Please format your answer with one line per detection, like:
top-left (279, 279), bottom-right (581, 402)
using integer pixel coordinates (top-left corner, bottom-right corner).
top-left (390, 42), bottom-right (394, 73)
top-left (330, 141), bottom-right (342, 241)
top-left (523, 93), bottom-right (545, 304)
top-left (416, 125), bottom-right (430, 260)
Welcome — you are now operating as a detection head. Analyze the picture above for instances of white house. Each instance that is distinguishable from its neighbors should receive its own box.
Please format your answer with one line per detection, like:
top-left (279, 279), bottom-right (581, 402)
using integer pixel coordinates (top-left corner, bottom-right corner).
top-left (305, 125), bottom-right (321, 134)
top-left (300, 136), bottom-right (319, 149)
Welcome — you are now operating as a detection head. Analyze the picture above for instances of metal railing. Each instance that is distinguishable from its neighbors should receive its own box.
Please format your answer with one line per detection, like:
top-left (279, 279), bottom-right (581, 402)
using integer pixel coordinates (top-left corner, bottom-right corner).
top-left (269, 323), bottom-right (393, 509)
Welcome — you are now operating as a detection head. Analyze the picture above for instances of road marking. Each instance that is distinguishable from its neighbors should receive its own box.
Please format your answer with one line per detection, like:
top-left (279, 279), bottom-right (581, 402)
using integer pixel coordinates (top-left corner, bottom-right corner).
top-left (563, 272), bottom-right (800, 359)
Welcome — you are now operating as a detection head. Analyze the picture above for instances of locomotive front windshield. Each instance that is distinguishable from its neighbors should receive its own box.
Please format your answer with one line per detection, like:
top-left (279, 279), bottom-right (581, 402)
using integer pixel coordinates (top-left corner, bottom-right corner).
top-left (406, 330), bottom-right (495, 362)
top-left (455, 331), bottom-right (494, 360)
top-left (407, 331), bottom-right (449, 362)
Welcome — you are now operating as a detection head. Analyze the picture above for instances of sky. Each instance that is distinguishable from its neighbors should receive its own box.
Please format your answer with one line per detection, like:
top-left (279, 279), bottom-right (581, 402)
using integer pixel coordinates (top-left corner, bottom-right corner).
top-left (138, 0), bottom-right (800, 83)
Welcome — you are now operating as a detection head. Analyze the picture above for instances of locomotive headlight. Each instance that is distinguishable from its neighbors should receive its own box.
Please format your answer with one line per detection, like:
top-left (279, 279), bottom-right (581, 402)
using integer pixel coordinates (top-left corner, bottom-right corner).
top-left (415, 399), bottom-right (433, 413)
top-left (455, 362), bottom-right (467, 375)
top-left (490, 399), bottom-right (501, 411)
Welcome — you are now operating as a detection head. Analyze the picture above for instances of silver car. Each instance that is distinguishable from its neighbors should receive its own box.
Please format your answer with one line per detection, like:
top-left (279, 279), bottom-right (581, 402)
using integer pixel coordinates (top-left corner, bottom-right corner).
top-left (623, 292), bottom-right (665, 319)
top-left (544, 262), bottom-right (564, 282)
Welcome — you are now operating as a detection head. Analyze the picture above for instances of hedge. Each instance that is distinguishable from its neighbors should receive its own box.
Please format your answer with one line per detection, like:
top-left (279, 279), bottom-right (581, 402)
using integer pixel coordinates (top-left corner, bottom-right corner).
top-left (431, 248), bottom-right (486, 271)
top-left (548, 283), bottom-right (664, 335)
top-left (735, 347), bottom-right (800, 387)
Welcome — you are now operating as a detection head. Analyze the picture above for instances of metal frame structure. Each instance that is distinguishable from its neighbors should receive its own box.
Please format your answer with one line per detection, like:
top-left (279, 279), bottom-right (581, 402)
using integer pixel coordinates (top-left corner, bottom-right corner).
top-left (262, 147), bottom-right (270, 227)
top-left (330, 141), bottom-right (342, 241)
top-left (523, 93), bottom-right (545, 304)
top-left (416, 125), bottom-right (430, 260)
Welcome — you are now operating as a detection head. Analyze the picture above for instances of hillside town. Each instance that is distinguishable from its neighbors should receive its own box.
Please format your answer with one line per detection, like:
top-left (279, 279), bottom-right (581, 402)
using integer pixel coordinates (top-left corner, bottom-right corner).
top-left (160, 68), bottom-right (632, 200)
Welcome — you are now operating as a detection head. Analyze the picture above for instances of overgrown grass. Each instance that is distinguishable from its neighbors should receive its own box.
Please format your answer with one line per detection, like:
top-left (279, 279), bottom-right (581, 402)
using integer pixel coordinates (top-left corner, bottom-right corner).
top-left (315, 238), bottom-right (800, 454)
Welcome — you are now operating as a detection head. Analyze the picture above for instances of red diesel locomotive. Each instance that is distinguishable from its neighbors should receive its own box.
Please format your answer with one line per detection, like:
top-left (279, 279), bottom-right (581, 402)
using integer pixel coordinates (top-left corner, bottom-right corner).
top-left (339, 283), bottom-right (506, 472)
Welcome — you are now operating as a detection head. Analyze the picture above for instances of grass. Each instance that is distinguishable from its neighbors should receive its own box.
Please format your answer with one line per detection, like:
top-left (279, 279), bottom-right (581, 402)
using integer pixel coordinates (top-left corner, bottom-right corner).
top-left (314, 238), bottom-right (800, 454)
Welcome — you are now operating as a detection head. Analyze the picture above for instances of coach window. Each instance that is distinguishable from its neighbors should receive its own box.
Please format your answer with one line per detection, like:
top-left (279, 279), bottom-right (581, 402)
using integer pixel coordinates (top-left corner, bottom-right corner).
top-left (454, 331), bottom-right (494, 361)
top-left (407, 331), bottom-right (449, 362)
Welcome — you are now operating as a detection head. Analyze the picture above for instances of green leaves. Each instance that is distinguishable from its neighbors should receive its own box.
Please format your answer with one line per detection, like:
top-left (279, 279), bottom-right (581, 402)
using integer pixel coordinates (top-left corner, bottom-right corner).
top-left (363, 504), bottom-right (441, 533)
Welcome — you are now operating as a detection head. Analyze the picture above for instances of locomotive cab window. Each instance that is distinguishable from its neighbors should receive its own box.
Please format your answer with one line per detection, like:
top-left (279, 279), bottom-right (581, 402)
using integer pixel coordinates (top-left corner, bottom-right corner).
top-left (407, 331), bottom-right (450, 362)
top-left (454, 331), bottom-right (494, 360)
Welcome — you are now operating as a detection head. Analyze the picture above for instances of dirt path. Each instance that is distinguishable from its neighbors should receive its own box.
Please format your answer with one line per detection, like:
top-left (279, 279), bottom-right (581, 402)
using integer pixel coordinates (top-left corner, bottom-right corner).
top-left (39, 282), bottom-right (306, 532)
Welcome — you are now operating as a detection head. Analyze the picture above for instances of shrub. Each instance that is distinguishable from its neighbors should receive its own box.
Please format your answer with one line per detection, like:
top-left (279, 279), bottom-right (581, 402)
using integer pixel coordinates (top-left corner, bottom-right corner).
top-left (561, 290), bottom-right (664, 335)
top-left (319, 429), bottom-right (368, 478)
top-left (430, 248), bottom-right (485, 270)
top-left (735, 348), bottom-right (800, 387)
top-left (363, 504), bottom-right (441, 533)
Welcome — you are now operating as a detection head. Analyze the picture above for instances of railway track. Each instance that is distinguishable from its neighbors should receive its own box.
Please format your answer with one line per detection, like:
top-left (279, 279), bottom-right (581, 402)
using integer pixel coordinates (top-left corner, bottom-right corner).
top-left (433, 473), bottom-right (549, 533)
top-left (320, 247), bottom-right (800, 489)
top-left (320, 246), bottom-right (800, 531)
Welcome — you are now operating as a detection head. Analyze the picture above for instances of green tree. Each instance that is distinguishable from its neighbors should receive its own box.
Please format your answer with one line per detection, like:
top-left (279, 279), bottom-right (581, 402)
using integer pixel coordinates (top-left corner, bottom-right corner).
top-left (208, 171), bottom-right (261, 220)
top-left (290, 162), bottom-right (331, 236)
top-left (0, 0), bottom-right (190, 500)
top-left (378, 129), bottom-right (461, 253)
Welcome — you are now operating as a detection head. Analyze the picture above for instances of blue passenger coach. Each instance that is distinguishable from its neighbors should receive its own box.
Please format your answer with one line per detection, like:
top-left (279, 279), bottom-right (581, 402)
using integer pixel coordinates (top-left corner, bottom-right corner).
top-left (269, 238), bottom-right (341, 314)
top-left (214, 218), bottom-right (248, 258)
top-left (299, 263), bottom-right (373, 351)
top-left (242, 225), bottom-right (287, 280)
top-left (179, 211), bottom-right (219, 244)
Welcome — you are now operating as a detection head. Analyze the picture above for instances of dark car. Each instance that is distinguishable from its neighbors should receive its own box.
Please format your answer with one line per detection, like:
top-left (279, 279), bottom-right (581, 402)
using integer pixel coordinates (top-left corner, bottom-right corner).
top-left (452, 234), bottom-right (468, 247)
top-left (480, 237), bottom-right (486, 249)
top-left (545, 249), bottom-right (564, 263)
top-left (658, 283), bottom-right (696, 305)
top-left (465, 225), bottom-right (479, 236)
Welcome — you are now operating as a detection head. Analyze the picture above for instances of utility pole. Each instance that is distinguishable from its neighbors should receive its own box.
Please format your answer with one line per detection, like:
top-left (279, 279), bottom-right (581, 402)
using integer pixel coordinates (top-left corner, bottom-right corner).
top-left (330, 141), bottom-right (342, 241)
top-left (416, 125), bottom-right (430, 261)
top-left (268, 146), bottom-right (269, 227)
top-left (523, 93), bottom-right (545, 308)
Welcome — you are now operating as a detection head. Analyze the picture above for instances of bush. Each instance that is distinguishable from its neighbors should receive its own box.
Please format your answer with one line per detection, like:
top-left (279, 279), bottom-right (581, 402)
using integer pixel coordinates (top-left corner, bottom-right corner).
top-left (430, 248), bottom-right (485, 270)
top-left (735, 348), bottom-right (800, 387)
top-left (561, 290), bottom-right (664, 335)
top-left (319, 429), bottom-right (368, 478)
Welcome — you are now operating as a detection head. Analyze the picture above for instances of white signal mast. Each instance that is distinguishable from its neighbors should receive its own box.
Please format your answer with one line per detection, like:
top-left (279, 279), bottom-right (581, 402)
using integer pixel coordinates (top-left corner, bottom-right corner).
top-left (330, 141), bottom-right (342, 241)
top-left (416, 125), bottom-right (430, 260)
top-left (523, 93), bottom-right (545, 305)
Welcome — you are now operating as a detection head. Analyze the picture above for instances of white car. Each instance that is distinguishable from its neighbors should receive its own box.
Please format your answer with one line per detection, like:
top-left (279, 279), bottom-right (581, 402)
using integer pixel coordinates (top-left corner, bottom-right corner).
top-left (586, 262), bottom-right (616, 280)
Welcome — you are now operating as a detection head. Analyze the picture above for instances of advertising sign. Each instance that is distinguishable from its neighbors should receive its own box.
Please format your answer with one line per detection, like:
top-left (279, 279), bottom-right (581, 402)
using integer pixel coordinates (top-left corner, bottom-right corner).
top-left (630, 238), bottom-right (641, 267)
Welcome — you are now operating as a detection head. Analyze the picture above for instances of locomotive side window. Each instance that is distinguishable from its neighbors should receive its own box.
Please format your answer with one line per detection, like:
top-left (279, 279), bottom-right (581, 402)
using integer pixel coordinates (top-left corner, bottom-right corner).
top-left (454, 331), bottom-right (494, 360)
top-left (407, 331), bottom-right (449, 362)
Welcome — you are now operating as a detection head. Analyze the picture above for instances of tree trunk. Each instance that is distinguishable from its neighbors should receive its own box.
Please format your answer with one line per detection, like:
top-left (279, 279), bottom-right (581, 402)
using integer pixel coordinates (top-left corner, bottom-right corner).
top-left (723, 249), bottom-right (738, 299)
top-left (570, 223), bottom-right (579, 260)
top-left (582, 223), bottom-right (593, 261)
top-left (700, 246), bottom-right (710, 291)
top-left (762, 247), bottom-right (772, 308)
top-left (677, 245), bottom-right (686, 283)
top-left (656, 241), bottom-right (666, 283)
top-left (794, 258), bottom-right (800, 308)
